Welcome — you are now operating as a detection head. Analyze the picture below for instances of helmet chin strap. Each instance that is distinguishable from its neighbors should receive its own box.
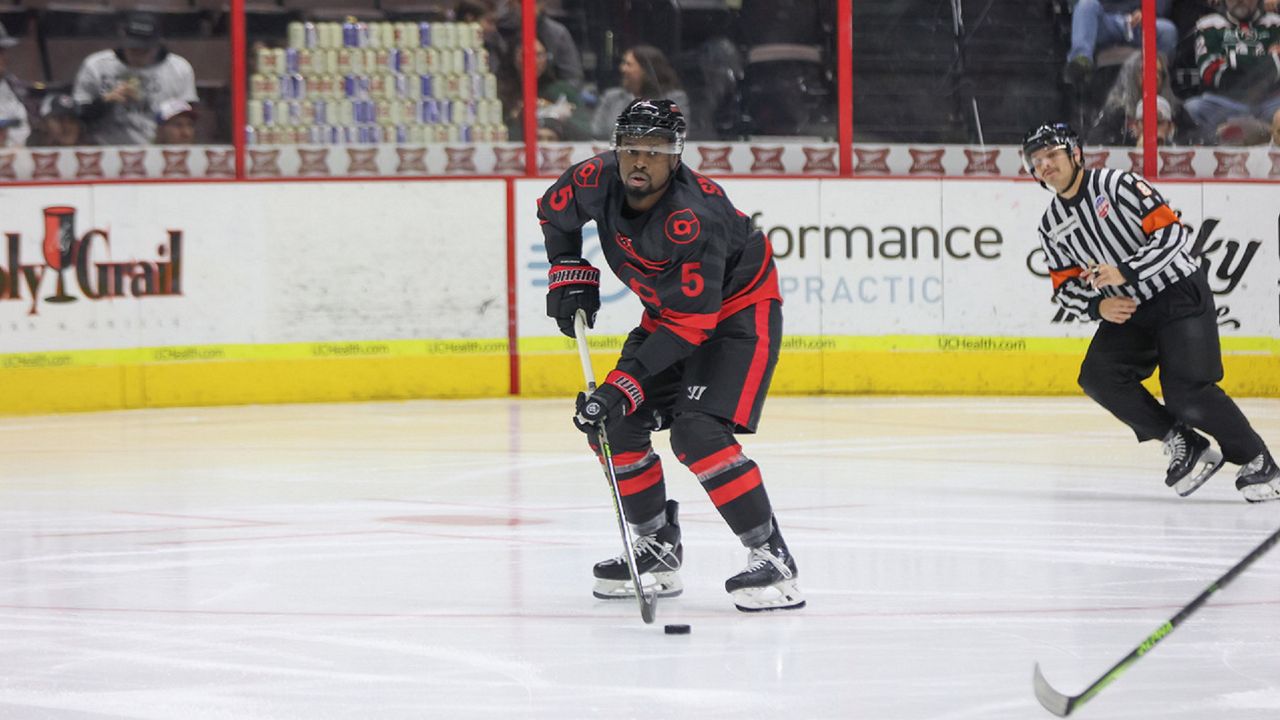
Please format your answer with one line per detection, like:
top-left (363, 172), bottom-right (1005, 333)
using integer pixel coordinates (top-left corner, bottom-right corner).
top-left (1060, 151), bottom-right (1083, 196)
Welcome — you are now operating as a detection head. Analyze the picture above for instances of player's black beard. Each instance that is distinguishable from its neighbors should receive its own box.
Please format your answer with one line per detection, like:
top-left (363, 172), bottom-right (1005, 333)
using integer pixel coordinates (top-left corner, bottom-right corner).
top-left (623, 172), bottom-right (673, 204)
top-left (624, 185), bottom-right (655, 202)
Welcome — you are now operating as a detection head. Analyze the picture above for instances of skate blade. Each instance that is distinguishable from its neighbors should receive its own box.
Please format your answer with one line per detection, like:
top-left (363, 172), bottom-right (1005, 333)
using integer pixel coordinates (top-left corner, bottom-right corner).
top-left (1172, 448), bottom-right (1224, 497)
top-left (593, 571), bottom-right (683, 600)
top-left (1240, 478), bottom-right (1280, 504)
top-left (730, 578), bottom-right (806, 612)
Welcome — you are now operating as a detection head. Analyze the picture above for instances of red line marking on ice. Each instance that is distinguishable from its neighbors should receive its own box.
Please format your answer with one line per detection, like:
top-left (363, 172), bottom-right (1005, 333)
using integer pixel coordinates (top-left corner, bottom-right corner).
top-left (1, 598), bottom-right (1276, 621)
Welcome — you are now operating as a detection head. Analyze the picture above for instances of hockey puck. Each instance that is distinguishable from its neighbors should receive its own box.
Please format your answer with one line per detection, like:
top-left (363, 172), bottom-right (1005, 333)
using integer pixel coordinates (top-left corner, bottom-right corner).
top-left (663, 624), bottom-right (691, 635)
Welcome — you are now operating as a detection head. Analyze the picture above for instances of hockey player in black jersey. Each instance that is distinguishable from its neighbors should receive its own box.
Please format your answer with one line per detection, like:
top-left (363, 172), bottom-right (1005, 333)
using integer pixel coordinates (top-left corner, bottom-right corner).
top-left (538, 98), bottom-right (804, 611)
top-left (1024, 122), bottom-right (1278, 502)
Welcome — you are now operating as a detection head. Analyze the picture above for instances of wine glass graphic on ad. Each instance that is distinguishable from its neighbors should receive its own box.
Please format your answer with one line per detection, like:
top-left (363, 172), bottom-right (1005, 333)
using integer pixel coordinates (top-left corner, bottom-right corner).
top-left (42, 205), bottom-right (77, 304)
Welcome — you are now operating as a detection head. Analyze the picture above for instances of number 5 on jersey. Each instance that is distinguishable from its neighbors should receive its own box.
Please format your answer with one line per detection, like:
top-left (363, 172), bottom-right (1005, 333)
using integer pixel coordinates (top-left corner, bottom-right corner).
top-left (681, 262), bottom-right (703, 297)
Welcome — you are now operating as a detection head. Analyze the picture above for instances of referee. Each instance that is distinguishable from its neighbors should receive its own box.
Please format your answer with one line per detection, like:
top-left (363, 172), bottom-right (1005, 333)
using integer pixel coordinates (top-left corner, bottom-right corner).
top-left (1024, 122), bottom-right (1278, 502)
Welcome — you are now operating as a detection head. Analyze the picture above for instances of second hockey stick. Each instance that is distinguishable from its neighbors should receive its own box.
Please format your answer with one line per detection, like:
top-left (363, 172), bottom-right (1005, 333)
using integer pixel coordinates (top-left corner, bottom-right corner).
top-left (1033, 522), bottom-right (1280, 716)
top-left (573, 309), bottom-right (656, 625)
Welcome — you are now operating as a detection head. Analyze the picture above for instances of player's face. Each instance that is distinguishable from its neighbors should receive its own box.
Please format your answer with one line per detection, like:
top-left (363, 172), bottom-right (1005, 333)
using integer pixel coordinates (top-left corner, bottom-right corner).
top-left (617, 136), bottom-right (678, 199)
top-left (1028, 146), bottom-right (1075, 191)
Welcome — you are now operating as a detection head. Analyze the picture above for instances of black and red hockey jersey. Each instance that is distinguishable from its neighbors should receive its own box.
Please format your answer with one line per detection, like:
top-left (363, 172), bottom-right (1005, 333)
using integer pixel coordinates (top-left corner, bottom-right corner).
top-left (538, 151), bottom-right (781, 381)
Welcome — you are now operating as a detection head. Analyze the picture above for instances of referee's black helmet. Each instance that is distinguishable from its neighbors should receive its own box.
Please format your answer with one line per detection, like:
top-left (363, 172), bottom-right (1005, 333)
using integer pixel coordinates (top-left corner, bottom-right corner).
top-left (1021, 122), bottom-right (1082, 175)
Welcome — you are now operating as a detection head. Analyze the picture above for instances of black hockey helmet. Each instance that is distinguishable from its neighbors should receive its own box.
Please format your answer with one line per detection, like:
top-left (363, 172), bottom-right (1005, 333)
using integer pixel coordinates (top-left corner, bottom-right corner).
top-left (1021, 122), bottom-right (1082, 176)
top-left (613, 98), bottom-right (687, 155)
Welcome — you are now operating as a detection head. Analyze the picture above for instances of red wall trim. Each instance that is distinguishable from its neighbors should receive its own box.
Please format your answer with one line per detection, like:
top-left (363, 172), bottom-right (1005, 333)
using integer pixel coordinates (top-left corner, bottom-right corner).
top-left (231, 0), bottom-right (246, 180)
top-left (522, 2), bottom-right (538, 177)
top-left (838, 0), bottom-right (853, 177)
top-left (1141, 0), bottom-right (1157, 177)
top-left (506, 179), bottom-right (520, 395)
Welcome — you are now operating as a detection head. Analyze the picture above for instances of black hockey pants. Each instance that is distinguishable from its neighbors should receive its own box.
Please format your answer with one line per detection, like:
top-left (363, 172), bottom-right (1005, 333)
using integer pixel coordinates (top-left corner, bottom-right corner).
top-left (1077, 267), bottom-right (1265, 464)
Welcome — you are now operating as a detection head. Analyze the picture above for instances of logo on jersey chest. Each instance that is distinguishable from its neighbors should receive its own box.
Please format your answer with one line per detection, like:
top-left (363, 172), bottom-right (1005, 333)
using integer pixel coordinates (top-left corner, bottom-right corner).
top-left (664, 208), bottom-right (701, 244)
top-left (1048, 215), bottom-right (1082, 241)
top-left (615, 232), bottom-right (669, 272)
top-left (1094, 194), bottom-right (1111, 220)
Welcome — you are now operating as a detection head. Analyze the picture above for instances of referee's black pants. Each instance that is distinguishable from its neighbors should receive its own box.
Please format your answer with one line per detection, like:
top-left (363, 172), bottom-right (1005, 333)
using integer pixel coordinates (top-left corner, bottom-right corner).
top-left (1077, 267), bottom-right (1264, 465)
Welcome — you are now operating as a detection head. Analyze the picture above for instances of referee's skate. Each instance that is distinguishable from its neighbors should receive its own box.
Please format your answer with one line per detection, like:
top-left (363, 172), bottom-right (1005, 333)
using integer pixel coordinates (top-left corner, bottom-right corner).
top-left (1163, 423), bottom-right (1224, 496)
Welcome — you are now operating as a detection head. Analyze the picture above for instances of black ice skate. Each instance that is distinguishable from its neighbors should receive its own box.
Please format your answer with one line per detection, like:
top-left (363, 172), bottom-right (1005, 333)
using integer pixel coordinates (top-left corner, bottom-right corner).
top-left (725, 518), bottom-right (805, 612)
top-left (1163, 423), bottom-right (1223, 496)
top-left (592, 499), bottom-right (683, 600)
top-left (1235, 451), bottom-right (1280, 503)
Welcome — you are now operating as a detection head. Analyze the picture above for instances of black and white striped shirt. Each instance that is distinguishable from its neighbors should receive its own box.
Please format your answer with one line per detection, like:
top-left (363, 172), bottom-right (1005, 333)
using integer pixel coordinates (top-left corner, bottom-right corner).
top-left (1036, 168), bottom-right (1200, 320)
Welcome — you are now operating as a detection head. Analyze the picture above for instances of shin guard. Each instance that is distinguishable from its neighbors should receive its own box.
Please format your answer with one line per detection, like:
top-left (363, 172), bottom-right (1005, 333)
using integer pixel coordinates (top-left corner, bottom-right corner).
top-left (588, 438), bottom-right (667, 528)
top-left (670, 413), bottom-right (772, 537)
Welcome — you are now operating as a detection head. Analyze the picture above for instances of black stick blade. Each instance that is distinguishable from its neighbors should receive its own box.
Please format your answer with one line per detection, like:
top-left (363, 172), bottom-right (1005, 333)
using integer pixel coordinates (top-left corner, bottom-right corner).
top-left (640, 592), bottom-right (656, 624)
top-left (1033, 663), bottom-right (1073, 717)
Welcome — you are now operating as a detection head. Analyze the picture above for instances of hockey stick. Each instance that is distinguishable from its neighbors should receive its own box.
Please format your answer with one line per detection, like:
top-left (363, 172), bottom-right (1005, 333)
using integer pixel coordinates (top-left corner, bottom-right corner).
top-left (573, 309), bottom-right (657, 625)
top-left (1033, 522), bottom-right (1280, 717)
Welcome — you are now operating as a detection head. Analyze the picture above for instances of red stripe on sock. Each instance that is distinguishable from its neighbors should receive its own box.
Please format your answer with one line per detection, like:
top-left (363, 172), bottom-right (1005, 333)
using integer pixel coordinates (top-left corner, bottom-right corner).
top-left (688, 443), bottom-right (742, 476)
top-left (617, 463), bottom-right (664, 496)
top-left (707, 466), bottom-right (761, 507)
top-left (608, 449), bottom-right (651, 466)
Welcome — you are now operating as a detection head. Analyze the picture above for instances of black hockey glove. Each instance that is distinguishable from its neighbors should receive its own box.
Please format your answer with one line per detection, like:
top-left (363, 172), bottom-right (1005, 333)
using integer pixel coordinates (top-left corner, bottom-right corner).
top-left (546, 257), bottom-right (601, 338)
top-left (573, 370), bottom-right (645, 434)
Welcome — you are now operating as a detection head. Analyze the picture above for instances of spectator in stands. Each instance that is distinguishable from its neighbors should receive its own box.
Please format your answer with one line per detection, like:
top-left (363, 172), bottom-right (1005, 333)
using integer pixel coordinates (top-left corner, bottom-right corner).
top-left (493, 0), bottom-right (583, 90)
top-left (73, 11), bottom-right (198, 146)
top-left (590, 45), bottom-right (689, 140)
top-left (0, 116), bottom-right (19, 147)
top-left (1184, 0), bottom-right (1280, 144)
top-left (1128, 95), bottom-right (1178, 145)
top-left (1087, 52), bottom-right (1188, 144)
top-left (155, 99), bottom-right (197, 145)
top-left (537, 116), bottom-right (571, 142)
top-left (0, 23), bottom-right (31, 147)
top-left (1064, 0), bottom-right (1178, 85)
top-left (455, 0), bottom-right (493, 22)
top-left (501, 38), bottom-right (589, 140)
top-left (27, 93), bottom-right (90, 147)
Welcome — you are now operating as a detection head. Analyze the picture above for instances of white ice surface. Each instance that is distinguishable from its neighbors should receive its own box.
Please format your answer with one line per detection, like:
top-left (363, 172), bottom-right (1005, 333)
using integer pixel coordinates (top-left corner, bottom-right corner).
top-left (1, 396), bottom-right (1278, 719)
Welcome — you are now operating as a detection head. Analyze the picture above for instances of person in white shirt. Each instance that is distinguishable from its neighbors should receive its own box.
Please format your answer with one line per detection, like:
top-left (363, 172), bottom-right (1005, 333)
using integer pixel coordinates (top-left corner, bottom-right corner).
top-left (73, 12), bottom-right (198, 145)
top-left (0, 23), bottom-right (32, 147)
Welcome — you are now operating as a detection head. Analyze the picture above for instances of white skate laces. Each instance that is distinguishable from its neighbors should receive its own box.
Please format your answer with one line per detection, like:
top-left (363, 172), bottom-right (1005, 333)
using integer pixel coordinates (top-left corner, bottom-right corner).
top-left (1163, 432), bottom-right (1187, 464)
top-left (743, 544), bottom-right (794, 579)
top-left (726, 543), bottom-right (805, 612)
top-left (592, 532), bottom-right (683, 600)
top-left (632, 535), bottom-right (680, 571)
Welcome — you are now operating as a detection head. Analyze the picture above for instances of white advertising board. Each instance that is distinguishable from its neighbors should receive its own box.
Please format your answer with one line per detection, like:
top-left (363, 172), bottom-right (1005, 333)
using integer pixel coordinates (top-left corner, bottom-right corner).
top-left (515, 175), bottom-right (1279, 341)
top-left (0, 181), bottom-right (509, 354)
